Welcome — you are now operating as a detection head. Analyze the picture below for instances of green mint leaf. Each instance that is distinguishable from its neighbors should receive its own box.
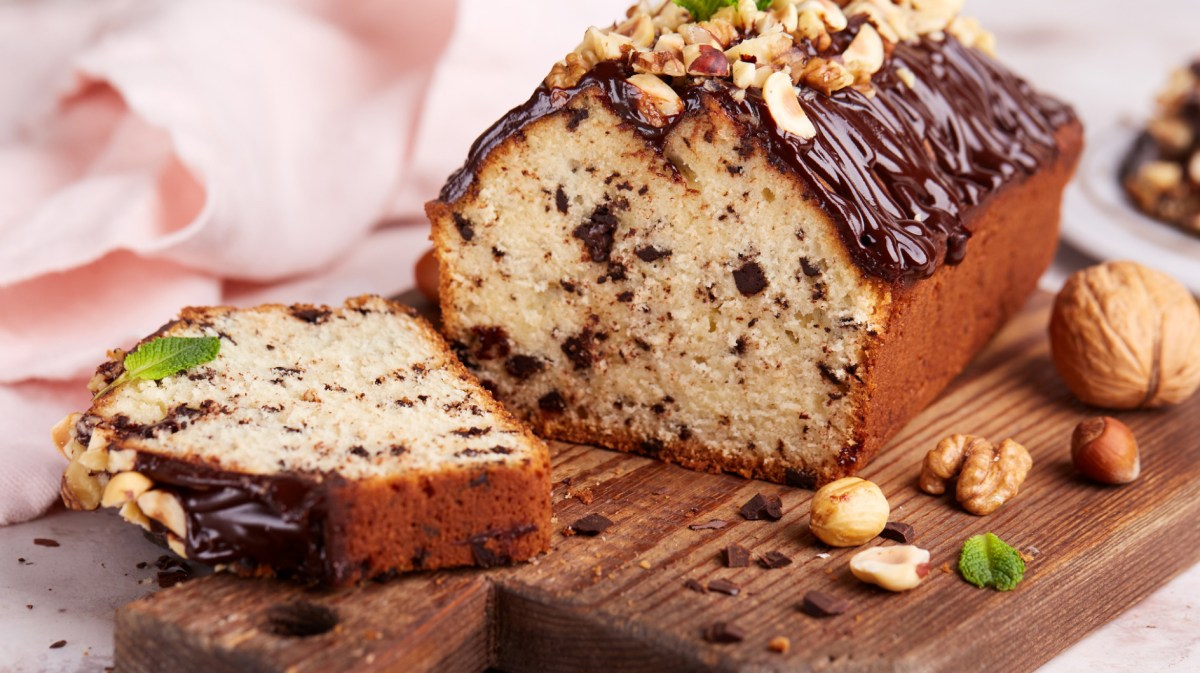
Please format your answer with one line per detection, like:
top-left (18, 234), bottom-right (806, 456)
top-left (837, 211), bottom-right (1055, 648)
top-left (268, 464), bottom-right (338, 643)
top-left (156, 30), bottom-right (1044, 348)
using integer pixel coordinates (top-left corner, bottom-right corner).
top-left (958, 533), bottom-right (1026, 591)
top-left (755, 0), bottom-right (773, 10)
top-left (93, 336), bottom-right (221, 400)
top-left (672, 0), bottom-right (736, 23)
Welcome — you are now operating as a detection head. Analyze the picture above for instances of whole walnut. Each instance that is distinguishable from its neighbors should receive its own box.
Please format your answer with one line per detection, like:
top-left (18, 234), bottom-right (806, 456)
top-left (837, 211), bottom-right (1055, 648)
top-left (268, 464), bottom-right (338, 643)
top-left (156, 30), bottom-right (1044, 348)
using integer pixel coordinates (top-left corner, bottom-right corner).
top-left (1050, 261), bottom-right (1200, 409)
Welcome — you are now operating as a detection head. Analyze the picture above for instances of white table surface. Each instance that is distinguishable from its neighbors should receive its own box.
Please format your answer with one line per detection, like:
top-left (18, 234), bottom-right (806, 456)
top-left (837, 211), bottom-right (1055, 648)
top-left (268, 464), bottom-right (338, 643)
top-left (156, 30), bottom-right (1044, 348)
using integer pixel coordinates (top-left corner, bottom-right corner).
top-left (3, 1), bottom-right (1199, 671)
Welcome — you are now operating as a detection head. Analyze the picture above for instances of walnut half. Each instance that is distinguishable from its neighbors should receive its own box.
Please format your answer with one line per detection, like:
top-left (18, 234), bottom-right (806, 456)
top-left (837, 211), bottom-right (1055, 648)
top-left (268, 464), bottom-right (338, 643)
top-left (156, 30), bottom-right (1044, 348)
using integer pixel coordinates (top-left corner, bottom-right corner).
top-left (919, 434), bottom-right (1033, 515)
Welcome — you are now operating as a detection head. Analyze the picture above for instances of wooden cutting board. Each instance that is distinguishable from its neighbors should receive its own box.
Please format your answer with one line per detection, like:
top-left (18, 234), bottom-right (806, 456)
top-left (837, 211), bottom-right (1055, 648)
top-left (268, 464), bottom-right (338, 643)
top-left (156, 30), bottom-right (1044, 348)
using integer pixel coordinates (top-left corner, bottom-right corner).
top-left (113, 292), bottom-right (1200, 673)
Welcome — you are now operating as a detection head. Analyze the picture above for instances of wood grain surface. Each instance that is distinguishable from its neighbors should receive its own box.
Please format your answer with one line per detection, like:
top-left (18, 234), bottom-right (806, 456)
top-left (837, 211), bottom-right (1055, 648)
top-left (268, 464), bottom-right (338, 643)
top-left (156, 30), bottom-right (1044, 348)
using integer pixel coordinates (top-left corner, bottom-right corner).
top-left (114, 293), bottom-right (1200, 673)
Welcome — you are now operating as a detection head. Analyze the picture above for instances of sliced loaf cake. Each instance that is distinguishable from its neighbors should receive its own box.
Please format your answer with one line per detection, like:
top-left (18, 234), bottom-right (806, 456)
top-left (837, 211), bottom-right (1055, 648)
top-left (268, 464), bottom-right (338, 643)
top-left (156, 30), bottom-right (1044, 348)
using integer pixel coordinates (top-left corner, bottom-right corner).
top-left (426, 0), bottom-right (1082, 487)
top-left (53, 296), bottom-right (551, 586)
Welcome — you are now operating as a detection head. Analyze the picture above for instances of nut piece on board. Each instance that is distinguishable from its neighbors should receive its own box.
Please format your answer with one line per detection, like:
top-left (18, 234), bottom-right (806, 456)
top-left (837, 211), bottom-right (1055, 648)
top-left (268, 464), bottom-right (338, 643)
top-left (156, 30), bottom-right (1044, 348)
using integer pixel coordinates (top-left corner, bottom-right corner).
top-left (1050, 261), bottom-right (1200, 409)
top-left (920, 435), bottom-right (1033, 516)
top-left (1071, 417), bottom-right (1141, 485)
top-left (809, 477), bottom-right (889, 547)
top-left (849, 545), bottom-right (932, 592)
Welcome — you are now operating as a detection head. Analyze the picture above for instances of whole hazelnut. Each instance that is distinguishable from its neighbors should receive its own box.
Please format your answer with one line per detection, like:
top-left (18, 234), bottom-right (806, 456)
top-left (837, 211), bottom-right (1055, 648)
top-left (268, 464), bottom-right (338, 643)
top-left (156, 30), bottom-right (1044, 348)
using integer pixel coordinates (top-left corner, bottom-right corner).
top-left (809, 477), bottom-right (890, 547)
top-left (1071, 417), bottom-right (1141, 485)
top-left (1050, 261), bottom-right (1200, 409)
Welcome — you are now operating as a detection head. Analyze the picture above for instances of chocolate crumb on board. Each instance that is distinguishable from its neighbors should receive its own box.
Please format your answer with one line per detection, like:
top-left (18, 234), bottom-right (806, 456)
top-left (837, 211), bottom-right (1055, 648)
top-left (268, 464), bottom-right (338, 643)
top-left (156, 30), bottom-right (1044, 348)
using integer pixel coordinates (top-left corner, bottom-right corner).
top-left (739, 493), bottom-right (783, 521)
top-left (703, 621), bottom-right (746, 644)
top-left (688, 519), bottom-right (729, 531)
top-left (722, 544), bottom-right (750, 568)
top-left (708, 579), bottom-right (741, 596)
top-left (155, 555), bottom-right (194, 588)
top-left (801, 591), bottom-right (850, 617)
top-left (759, 551), bottom-right (793, 569)
top-left (684, 578), bottom-right (707, 593)
top-left (49, 640), bottom-right (67, 649)
top-left (569, 513), bottom-right (614, 536)
top-left (881, 521), bottom-right (915, 543)
top-left (33, 538), bottom-right (60, 548)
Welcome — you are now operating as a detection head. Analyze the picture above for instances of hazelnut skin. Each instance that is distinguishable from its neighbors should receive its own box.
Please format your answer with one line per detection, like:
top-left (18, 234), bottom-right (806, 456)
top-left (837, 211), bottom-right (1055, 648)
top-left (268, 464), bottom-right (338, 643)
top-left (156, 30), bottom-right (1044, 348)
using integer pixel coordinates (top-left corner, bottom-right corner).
top-left (1071, 417), bottom-right (1141, 485)
top-left (1049, 261), bottom-right (1200, 409)
top-left (809, 477), bottom-right (890, 547)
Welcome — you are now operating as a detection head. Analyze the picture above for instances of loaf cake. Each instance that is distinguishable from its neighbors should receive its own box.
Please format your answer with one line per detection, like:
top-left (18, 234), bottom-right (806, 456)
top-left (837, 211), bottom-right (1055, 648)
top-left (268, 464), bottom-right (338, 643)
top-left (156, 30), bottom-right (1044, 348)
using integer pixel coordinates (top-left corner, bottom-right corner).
top-left (426, 0), bottom-right (1083, 487)
top-left (52, 296), bottom-right (551, 586)
top-left (1122, 59), bottom-right (1200, 234)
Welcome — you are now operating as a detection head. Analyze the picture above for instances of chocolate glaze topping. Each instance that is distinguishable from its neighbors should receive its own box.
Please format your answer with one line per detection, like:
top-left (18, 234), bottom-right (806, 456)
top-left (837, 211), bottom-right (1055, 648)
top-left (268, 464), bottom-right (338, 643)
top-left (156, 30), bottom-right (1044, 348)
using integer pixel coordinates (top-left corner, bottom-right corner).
top-left (135, 453), bottom-right (340, 583)
top-left (439, 32), bottom-right (1075, 283)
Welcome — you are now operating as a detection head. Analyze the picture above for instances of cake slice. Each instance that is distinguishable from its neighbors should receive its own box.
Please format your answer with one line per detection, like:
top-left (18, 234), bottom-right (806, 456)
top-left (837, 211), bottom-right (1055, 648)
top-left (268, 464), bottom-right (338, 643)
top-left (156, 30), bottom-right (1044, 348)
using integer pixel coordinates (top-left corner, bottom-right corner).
top-left (52, 296), bottom-right (551, 586)
top-left (425, 1), bottom-right (1082, 487)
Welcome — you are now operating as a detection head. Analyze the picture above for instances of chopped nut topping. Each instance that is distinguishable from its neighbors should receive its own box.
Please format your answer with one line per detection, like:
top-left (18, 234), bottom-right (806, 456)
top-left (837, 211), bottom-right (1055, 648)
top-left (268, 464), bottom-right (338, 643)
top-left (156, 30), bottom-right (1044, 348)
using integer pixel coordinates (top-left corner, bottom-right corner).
top-left (544, 0), bottom-right (992, 141)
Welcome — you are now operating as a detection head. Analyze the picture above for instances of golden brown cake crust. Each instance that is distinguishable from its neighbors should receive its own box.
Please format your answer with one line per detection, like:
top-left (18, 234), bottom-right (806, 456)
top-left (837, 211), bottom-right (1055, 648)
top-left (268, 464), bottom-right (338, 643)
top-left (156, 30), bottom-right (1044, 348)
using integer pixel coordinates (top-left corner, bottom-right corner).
top-left (851, 121), bottom-right (1086, 477)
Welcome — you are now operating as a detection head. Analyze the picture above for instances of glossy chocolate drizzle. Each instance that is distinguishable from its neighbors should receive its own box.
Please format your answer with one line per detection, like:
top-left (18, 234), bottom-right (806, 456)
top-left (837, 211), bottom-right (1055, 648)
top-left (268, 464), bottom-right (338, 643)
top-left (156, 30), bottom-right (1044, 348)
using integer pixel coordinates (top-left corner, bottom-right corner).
top-left (135, 453), bottom-right (337, 582)
top-left (439, 33), bottom-right (1075, 283)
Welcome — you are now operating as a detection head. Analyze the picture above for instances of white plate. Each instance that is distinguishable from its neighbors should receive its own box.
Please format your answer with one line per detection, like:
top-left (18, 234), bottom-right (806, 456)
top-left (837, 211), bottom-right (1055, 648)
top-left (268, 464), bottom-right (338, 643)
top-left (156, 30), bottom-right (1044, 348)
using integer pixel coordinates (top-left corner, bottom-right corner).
top-left (1061, 123), bottom-right (1200, 294)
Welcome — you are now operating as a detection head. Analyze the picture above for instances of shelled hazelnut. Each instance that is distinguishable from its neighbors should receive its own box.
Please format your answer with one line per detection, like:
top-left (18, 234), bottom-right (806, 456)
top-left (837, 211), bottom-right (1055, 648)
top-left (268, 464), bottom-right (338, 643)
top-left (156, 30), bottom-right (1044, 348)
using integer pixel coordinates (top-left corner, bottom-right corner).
top-left (809, 477), bottom-right (889, 547)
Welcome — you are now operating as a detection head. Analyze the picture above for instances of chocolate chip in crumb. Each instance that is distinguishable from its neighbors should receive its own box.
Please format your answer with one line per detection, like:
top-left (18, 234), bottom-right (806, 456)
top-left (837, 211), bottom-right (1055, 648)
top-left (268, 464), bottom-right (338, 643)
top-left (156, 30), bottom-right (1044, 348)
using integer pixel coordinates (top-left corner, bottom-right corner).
top-left (573, 205), bottom-right (619, 263)
top-left (732, 261), bottom-right (768, 296)
top-left (739, 493), bottom-right (783, 521)
top-left (555, 186), bottom-right (569, 214)
top-left (635, 246), bottom-right (672, 262)
top-left (569, 513), bottom-right (614, 536)
top-left (758, 551), bottom-right (792, 569)
top-left (472, 325), bottom-right (510, 360)
top-left (567, 106), bottom-right (589, 130)
top-left (708, 579), bottom-right (740, 596)
top-left (505, 355), bottom-right (545, 380)
top-left (801, 591), bottom-right (850, 617)
top-left (561, 331), bottom-right (595, 370)
top-left (800, 257), bottom-right (821, 277)
top-left (617, 291), bottom-right (634, 303)
top-left (702, 622), bottom-right (746, 644)
top-left (538, 391), bottom-right (567, 414)
top-left (290, 307), bottom-right (331, 324)
top-left (452, 212), bottom-right (475, 241)
top-left (881, 522), bottom-right (916, 544)
top-left (722, 544), bottom-right (750, 568)
top-left (349, 446), bottom-right (369, 458)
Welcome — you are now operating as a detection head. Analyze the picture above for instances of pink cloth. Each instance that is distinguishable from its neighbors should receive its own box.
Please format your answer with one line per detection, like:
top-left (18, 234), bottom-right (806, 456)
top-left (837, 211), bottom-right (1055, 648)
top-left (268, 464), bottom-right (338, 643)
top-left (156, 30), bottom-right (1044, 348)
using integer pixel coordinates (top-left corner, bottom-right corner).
top-left (0, 0), bottom-right (456, 524)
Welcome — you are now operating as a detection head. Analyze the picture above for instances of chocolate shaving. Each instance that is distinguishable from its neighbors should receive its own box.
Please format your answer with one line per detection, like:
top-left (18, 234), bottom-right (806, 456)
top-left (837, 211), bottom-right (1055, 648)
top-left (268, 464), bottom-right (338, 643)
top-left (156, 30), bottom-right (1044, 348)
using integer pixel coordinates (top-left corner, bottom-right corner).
top-left (688, 519), bottom-right (729, 531)
top-left (32, 538), bottom-right (59, 548)
top-left (722, 544), bottom-right (750, 568)
top-left (684, 578), bottom-right (707, 593)
top-left (881, 522), bottom-right (916, 544)
top-left (739, 493), bottom-right (783, 521)
top-left (48, 640), bottom-right (67, 649)
top-left (570, 513), bottom-right (614, 536)
top-left (758, 551), bottom-right (793, 569)
top-left (702, 621), bottom-right (746, 644)
top-left (708, 579), bottom-right (741, 596)
top-left (801, 591), bottom-right (850, 617)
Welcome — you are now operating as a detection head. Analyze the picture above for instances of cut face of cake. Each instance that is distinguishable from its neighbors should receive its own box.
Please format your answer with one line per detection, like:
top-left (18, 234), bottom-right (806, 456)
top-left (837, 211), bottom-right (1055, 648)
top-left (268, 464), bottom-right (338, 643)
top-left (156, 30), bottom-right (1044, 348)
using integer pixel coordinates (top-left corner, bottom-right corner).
top-left (53, 296), bottom-right (551, 586)
top-left (426, 0), bottom-right (1082, 487)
